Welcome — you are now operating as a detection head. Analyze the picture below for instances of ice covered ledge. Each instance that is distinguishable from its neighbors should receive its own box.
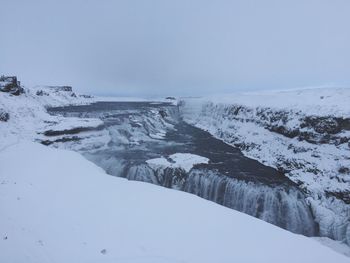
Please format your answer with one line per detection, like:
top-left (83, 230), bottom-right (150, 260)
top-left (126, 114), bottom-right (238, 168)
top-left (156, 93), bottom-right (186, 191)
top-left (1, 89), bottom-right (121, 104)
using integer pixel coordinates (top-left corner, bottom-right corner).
top-left (146, 153), bottom-right (209, 172)
top-left (0, 142), bottom-right (348, 262)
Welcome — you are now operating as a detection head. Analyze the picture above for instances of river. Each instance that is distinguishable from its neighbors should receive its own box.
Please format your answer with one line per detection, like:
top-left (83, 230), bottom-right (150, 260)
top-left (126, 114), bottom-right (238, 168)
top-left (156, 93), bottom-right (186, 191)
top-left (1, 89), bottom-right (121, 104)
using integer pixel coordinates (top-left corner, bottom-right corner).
top-left (48, 101), bottom-right (318, 236)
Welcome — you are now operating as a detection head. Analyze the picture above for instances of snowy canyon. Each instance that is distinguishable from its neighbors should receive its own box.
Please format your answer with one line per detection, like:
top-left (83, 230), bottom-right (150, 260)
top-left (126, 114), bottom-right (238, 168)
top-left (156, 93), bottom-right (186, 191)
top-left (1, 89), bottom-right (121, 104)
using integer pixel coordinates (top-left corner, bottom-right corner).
top-left (1, 78), bottom-right (350, 261)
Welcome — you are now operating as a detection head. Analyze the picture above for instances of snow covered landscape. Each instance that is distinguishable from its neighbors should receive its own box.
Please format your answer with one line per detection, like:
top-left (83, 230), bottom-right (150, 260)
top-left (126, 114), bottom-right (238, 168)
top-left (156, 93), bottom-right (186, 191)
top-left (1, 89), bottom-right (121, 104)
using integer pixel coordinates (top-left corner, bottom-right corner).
top-left (1, 77), bottom-right (350, 262)
top-left (2, 1), bottom-right (350, 261)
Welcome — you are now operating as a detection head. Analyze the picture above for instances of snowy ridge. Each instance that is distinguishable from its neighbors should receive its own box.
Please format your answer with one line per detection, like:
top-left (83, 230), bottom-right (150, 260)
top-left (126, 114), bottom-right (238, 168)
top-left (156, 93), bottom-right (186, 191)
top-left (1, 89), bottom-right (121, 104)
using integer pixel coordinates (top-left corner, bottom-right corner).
top-left (30, 85), bottom-right (94, 107)
top-left (180, 87), bottom-right (350, 245)
top-left (202, 87), bottom-right (350, 116)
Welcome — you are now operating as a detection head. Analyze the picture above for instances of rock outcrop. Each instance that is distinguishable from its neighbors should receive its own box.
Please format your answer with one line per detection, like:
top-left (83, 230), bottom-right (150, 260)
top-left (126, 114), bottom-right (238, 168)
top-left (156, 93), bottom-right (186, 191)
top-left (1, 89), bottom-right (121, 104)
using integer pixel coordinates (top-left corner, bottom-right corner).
top-left (0, 109), bottom-right (9, 122)
top-left (0, 76), bottom-right (24, 96)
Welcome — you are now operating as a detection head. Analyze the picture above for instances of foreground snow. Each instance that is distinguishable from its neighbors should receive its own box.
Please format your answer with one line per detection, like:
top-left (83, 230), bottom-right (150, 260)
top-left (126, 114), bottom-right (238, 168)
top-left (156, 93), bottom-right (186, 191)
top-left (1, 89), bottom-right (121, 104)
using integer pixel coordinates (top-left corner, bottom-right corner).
top-left (0, 142), bottom-right (348, 263)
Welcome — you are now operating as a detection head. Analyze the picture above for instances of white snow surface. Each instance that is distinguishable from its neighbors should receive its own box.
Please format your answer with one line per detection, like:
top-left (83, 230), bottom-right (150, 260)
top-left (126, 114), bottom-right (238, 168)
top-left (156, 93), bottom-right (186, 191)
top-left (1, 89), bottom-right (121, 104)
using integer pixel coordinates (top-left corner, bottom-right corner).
top-left (146, 153), bottom-right (209, 172)
top-left (0, 142), bottom-right (349, 263)
top-left (199, 87), bottom-right (350, 116)
top-left (30, 85), bottom-right (94, 107)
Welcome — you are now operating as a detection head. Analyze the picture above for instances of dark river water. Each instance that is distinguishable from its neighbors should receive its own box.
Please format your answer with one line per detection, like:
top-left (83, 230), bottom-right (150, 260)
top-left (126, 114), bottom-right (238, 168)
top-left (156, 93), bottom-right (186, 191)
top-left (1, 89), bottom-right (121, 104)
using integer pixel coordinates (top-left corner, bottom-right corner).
top-left (48, 101), bottom-right (318, 236)
top-left (49, 102), bottom-right (288, 184)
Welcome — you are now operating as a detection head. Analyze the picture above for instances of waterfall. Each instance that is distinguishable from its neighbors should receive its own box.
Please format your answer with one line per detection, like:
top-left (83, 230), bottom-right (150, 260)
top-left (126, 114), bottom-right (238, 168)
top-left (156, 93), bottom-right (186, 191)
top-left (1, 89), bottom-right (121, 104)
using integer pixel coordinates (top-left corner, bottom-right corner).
top-left (184, 169), bottom-right (317, 236)
top-left (123, 164), bottom-right (318, 236)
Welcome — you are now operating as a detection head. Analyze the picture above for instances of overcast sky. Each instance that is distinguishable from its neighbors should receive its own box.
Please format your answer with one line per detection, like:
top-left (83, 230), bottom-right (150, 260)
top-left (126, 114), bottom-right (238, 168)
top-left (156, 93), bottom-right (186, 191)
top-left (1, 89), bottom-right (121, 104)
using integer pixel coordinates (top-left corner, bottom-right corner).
top-left (1, 0), bottom-right (349, 97)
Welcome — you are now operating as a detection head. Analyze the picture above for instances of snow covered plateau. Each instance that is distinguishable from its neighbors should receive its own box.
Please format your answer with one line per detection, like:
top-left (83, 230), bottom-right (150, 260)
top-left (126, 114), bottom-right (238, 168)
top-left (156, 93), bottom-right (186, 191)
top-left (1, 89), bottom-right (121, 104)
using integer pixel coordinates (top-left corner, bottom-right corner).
top-left (1, 78), bottom-right (350, 261)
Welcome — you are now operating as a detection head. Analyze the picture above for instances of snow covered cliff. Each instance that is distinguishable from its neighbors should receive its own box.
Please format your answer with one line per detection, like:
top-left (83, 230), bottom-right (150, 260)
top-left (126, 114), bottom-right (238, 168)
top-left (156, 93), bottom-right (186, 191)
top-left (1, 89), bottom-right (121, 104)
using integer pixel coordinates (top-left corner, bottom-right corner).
top-left (180, 88), bottom-right (350, 245)
top-left (0, 80), bottom-right (98, 150)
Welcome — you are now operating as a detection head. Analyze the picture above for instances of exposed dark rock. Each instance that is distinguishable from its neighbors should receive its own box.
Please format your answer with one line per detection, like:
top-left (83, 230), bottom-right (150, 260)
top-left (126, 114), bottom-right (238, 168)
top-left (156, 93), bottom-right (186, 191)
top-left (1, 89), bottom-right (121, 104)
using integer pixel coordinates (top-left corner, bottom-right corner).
top-left (268, 125), bottom-right (299, 138)
top-left (325, 191), bottom-right (350, 204)
top-left (256, 108), bottom-right (289, 124)
top-left (338, 167), bottom-right (350, 174)
top-left (36, 90), bottom-right (49, 96)
top-left (0, 75), bottom-right (24, 96)
top-left (40, 136), bottom-right (82, 146)
top-left (43, 125), bottom-right (104, 136)
top-left (0, 110), bottom-right (9, 122)
top-left (301, 116), bottom-right (342, 134)
top-left (159, 109), bottom-right (167, 118)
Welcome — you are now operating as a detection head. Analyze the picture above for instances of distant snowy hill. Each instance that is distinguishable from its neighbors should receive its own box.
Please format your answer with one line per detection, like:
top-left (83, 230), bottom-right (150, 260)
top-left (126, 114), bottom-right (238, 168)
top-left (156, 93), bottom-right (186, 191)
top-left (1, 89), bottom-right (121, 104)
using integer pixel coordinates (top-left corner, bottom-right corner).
top-left (180, 87), bottom-right (350, 246)
top-left (198, 87), bottom-right (350, 116)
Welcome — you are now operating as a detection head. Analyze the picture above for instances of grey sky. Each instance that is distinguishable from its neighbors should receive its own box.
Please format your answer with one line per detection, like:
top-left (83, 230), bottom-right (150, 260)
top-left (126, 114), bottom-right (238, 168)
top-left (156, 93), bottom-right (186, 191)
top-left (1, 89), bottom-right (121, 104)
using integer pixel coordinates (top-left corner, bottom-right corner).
top-left (1, 0), bottom-right (349, 97)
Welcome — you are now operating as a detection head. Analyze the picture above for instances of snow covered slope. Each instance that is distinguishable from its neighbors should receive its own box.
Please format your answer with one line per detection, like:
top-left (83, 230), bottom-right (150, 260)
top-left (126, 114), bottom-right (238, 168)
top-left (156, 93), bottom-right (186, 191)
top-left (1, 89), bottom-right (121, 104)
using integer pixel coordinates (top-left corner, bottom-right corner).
top-left (0, 142), bottom-right (349, 263)
top-left (180, 87), bottom-right (350, 245)
top-left (0, 83), bottom-right (99, 150)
